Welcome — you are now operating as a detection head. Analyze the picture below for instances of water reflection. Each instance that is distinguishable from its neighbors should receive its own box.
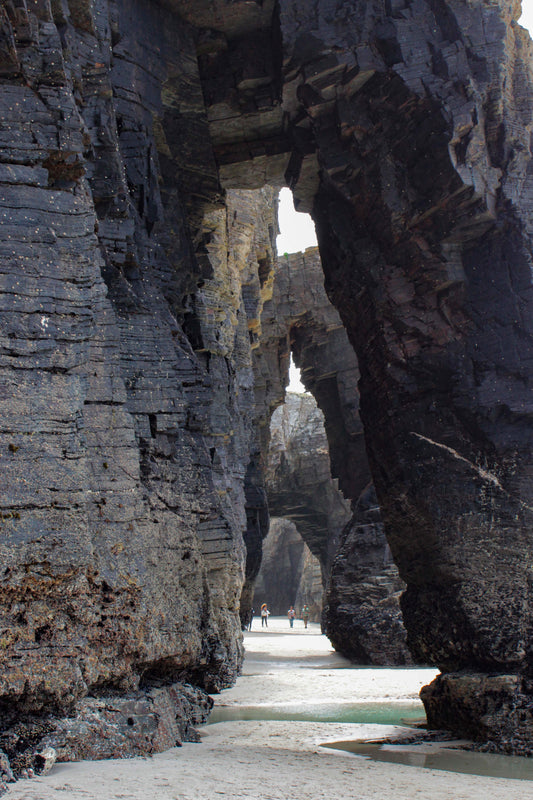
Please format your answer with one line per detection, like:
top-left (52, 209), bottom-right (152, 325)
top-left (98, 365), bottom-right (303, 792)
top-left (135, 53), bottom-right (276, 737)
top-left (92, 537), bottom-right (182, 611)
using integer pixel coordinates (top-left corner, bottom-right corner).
top-left (322, 741), bottom-right (533, 781)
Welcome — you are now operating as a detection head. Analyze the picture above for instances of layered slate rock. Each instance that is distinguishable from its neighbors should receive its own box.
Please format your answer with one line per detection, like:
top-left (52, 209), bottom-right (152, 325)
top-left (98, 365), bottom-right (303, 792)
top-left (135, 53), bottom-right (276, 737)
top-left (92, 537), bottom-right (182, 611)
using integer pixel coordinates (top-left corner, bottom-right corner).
top-left (0, 0), bottom-right (278, 766)
top-left (324, 486), bottom-right (412, 665)
top-left (266, 392), bottom-right (351, 578)
top-left (278, 0), bottom-right (533, 749)
top-left (1, 0), bottom-right (533, 756)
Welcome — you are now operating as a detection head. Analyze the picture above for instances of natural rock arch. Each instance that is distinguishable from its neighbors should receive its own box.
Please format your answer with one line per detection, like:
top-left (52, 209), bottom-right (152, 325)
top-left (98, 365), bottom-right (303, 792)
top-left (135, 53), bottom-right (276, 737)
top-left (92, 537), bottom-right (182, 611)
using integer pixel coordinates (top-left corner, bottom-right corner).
top-left (200, 0), bottom-right (533, 744)
top-left (1, 0), bottom-right (533, 758)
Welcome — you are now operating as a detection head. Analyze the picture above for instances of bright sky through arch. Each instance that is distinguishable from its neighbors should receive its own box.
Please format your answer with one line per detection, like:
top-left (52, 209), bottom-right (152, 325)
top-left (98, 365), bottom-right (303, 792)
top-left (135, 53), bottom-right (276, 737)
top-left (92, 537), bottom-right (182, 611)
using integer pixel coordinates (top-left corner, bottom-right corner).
top-left (288, 356), bottom-right (307, 393)
top-left (276, 187), bottom-right (318, 254)
top-left (519, 1), bottom-right (533, 33)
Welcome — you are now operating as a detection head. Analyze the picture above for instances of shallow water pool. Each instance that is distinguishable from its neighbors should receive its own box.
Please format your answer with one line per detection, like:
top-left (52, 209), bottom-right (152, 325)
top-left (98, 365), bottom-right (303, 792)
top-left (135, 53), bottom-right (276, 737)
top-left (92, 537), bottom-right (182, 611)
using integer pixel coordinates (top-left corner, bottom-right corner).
top-left (321, 740), bottom-right (533, 781)
top-left (208, 701), bottom-right (425, 726)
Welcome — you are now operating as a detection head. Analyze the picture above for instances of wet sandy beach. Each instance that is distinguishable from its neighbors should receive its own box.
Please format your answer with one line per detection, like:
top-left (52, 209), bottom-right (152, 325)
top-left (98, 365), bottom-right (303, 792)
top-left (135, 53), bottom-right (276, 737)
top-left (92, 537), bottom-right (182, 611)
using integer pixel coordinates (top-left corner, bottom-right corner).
top-left (6, 618), bottom-right (533, 800)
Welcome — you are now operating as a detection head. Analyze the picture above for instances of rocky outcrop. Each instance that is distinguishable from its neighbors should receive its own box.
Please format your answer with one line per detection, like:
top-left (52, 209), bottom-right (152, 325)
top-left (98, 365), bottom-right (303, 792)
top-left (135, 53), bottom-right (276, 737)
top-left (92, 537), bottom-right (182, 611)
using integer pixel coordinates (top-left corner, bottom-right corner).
top-left (324, 487), bottom-right (412, 665)
top-left (258, 256), bottom-right (410, 662)
top-left (264, 389), bottom-right (410, 660)
top-left (0, 683), bottom-right (211, 778)
top-left (239, 246), bottom-right (369, 626)
top-left (0, 0), bottom-right (280, 766)
top-left (278, 0), bottom-right (533, 747)
top-left (2, 0), bottom-right (533, 755)
top-left (253, 517), bottom-right (322, 623)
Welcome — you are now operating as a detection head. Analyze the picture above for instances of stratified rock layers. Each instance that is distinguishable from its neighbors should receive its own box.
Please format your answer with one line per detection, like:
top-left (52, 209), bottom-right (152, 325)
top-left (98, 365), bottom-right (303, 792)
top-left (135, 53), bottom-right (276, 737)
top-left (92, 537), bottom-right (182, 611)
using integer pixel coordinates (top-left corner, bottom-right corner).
top-left (278, 0), bottom-right (533, 749)
top-left (324, 492), bottom-right (412, 666)
top-left (1, 0), bottom-right (533, 754)
top-left (0, 0), bottom-right (280, 763)
top-left (258, 392), bottom-right (350, 623)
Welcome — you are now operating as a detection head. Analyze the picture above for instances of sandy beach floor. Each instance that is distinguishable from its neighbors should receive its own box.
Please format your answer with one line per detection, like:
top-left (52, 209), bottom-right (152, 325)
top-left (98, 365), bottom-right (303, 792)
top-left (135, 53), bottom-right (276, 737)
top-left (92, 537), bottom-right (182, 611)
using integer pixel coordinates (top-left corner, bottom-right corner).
top-left (6, 617), bottom-right (533, 800)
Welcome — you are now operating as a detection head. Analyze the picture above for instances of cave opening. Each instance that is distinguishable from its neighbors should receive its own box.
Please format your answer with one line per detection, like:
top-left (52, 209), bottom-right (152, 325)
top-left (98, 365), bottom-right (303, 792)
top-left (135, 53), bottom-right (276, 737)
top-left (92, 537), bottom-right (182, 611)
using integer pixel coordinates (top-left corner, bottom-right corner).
top-left (254, 387), bottom-right (347, 625)
top-left (246, 234), bottom-right (413, 662)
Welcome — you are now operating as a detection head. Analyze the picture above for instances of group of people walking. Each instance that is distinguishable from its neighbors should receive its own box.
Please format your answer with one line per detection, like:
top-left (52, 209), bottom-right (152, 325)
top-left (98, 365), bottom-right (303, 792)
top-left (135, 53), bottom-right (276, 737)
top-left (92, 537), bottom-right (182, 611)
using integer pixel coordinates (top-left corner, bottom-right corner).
top-left (246, 603), bottom-right (310, 629)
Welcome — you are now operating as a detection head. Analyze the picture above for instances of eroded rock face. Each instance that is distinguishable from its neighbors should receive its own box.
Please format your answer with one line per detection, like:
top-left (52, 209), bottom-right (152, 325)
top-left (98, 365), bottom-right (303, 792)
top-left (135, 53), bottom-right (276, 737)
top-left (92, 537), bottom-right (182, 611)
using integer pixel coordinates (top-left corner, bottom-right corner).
top-left (324, 487), bottom-right (412, 665)
top-left (0, 0), bottom-right (279, 760)
top-left (259, 392), bottom-right (350, 623)
top-left (0, 683), bottom-right (211, 777)
top-left (2, 0), bottom-right (533, 755)
top-left (277, 0), bottom-right (533, 745)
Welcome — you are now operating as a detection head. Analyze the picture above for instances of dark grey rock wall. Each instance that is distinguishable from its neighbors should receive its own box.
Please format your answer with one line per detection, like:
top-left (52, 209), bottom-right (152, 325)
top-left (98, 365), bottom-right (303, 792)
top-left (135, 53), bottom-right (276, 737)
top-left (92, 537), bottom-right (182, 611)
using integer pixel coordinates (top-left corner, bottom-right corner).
top-left (278, 0), bottom-right (533, 749)
top-left (2, 0), bottom-right (533, 756)
top-left (324, 489), bottom-right (413, 665)
top-left (0, 1), bottom-right (278, 767)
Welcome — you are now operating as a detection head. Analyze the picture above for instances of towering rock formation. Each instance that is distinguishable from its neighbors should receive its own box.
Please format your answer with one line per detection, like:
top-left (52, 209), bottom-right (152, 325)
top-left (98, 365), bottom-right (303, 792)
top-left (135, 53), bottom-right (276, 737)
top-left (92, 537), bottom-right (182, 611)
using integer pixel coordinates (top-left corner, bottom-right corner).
top-left (279, 0), bottom-right (533, 752)
top-left (0, 0), bottom-right (282, 767)
top-left (263, 388), bottom-right (411, 660)
top-left (258, 391), bottom-right (349, 623)
top-left (266, 392), bottom-right (351, 578)
top-left (1, 0), bottom-right (533, 758)
top-left (325, 487), bottom-right (413, 665)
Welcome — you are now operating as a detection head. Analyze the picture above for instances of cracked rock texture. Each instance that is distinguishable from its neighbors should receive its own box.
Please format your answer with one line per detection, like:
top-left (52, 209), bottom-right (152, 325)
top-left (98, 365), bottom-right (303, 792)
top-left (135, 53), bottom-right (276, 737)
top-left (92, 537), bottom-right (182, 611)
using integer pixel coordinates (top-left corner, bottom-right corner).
top-left (324, 485), bottom-right (413, 665)
top-left (0, 0), bottom-right (280, 768)
top-left (1, 0), bottom-right (533, 757)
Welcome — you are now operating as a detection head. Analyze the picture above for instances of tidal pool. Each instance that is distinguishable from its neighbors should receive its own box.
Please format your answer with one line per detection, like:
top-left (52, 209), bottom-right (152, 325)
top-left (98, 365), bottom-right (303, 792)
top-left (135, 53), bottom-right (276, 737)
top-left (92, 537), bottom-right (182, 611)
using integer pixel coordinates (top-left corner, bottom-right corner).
top-left (321, 741), bottom-right (533, 781)
top-left (208, 700), bottom-right (425, 726)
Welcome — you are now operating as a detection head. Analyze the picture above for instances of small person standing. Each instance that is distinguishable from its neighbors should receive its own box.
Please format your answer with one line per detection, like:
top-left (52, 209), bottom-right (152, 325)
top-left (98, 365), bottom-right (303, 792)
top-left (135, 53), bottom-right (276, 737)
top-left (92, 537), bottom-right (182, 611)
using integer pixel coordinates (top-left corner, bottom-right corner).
top-left (260, 603), bottom-right (270, 627)
top-left (288, 606), bottom-right (296, 628)
top-left (301, 604), bottom-right (310, 629)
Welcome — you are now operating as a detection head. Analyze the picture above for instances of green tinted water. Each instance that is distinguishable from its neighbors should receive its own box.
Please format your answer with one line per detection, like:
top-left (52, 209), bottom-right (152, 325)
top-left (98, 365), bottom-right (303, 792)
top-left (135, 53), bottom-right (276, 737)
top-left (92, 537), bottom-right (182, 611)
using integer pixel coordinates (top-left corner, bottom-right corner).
top-left (208, 701), bottom-right (424, 726)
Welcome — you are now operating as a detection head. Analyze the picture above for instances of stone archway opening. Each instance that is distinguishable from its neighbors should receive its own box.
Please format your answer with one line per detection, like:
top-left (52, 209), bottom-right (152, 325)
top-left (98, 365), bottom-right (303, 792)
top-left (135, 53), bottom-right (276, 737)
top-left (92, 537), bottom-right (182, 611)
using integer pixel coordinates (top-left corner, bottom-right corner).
top-left (252, 236), bottom-right (413, 661)
top-left (2, 0), bottom-right (533, 759)
top-left (253, 389), bottom-right (348, 625)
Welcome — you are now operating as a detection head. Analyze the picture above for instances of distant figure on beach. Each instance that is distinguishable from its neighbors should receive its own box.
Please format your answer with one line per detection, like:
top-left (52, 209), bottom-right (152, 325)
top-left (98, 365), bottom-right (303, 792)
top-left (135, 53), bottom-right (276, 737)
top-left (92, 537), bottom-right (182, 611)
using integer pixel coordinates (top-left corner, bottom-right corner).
top-left (301, 604), bottom-right (310, 629)
top-left (260, 603), bottom-right (270, 627)
top-left (288, 606), bottom-right (296, 628)
top-left (248, 608), bottom-right (254, 630)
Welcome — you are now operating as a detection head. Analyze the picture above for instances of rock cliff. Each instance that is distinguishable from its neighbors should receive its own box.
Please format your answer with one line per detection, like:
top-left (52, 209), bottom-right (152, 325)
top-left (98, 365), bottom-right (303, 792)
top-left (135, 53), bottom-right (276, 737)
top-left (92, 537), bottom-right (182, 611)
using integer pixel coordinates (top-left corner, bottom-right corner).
top-left (324, 486), bottom-right (413, 665)
top-left (1, 0), bottom-right (533, 759)
top-left (0, 0), bottom-right (282, 771)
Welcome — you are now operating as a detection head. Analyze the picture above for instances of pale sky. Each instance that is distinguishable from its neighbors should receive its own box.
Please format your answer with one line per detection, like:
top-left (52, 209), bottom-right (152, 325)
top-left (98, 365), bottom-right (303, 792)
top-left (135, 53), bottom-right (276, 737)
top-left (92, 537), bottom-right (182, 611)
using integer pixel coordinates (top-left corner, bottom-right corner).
top-left (276, 187), bottom-right (318, 254)
top-left (520, 1), bottom-right (533, 33)
top-left (288, 355), bottom-right (306, 392)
